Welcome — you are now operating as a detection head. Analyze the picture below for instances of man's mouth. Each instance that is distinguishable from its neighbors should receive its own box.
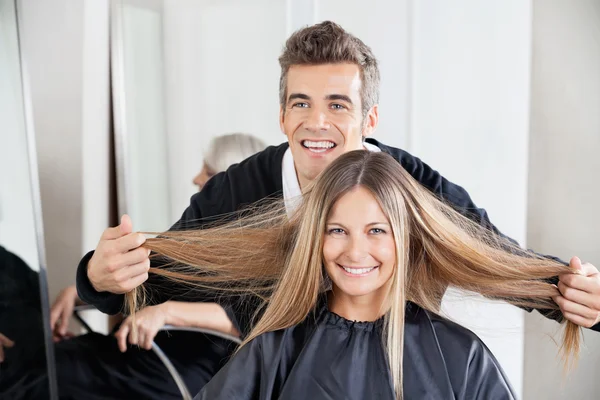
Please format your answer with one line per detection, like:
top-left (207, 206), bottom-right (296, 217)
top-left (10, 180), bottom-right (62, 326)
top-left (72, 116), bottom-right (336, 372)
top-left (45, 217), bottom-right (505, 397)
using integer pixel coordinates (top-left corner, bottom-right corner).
top-left (301, 140), bottom-right (337, 153)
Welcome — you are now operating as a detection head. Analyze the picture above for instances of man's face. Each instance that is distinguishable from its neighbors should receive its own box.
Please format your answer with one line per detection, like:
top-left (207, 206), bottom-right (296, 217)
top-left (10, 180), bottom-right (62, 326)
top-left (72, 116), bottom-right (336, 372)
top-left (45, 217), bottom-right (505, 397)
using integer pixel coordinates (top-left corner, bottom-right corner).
top-left (280, 63), bottom-right (379, 188)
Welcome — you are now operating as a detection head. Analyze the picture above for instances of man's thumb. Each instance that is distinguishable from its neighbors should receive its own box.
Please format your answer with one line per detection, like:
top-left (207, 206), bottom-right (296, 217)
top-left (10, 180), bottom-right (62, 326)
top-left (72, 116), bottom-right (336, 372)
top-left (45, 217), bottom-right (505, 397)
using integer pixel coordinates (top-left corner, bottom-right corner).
top-left (119, 214), bottom-right (133, 236)
top-left (570, 256), bottom-right (583, 274)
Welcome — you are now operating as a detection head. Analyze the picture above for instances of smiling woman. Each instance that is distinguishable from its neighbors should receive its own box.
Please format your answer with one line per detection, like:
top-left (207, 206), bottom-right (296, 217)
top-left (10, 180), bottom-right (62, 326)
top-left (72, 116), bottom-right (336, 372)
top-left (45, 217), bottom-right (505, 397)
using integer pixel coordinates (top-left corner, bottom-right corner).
top-left (129, 150), bottom-right (580, 400)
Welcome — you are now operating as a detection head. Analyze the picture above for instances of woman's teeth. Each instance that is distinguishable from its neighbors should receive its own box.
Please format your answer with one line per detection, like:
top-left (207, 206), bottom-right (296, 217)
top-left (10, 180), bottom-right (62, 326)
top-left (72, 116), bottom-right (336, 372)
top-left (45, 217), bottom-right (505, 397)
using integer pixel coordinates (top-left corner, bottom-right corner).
top-left (302, 140), bottom-right (335, 153)
top-left (342, 266), bottom-right (376, 275)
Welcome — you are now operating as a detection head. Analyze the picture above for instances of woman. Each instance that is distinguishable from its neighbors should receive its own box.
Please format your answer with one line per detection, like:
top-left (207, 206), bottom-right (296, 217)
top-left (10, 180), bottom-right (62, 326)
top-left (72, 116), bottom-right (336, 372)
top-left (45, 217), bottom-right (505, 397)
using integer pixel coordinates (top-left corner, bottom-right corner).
top-left (192, 133), bottom-right (267, 190)
top-left (135, 151), bottom-right (580, 399)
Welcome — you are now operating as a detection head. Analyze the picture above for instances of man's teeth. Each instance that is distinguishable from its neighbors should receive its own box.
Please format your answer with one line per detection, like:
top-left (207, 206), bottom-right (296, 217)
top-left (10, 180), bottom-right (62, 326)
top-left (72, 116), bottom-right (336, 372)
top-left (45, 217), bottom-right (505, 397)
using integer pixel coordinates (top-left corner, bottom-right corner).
top-left (303, 140), bottom-right (335, 150)
top-left (342, 266), bottom-right (376, 275)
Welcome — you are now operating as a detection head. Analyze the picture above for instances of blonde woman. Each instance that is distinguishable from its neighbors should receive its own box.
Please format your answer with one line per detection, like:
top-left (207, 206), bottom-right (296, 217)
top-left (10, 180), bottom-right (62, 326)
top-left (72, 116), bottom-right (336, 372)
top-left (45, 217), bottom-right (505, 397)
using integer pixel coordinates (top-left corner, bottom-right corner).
top-left (137, 151), bottom-right (580, 400)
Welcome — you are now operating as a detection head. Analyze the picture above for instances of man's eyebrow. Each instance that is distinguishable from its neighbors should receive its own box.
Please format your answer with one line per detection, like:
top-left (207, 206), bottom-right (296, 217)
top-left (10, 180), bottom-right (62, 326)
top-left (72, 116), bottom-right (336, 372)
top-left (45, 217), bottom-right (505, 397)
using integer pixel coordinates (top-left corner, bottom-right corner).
top-left (326, 94), bottom-right (353, 104)
top-left (288, 93), bottom-right (310, 102)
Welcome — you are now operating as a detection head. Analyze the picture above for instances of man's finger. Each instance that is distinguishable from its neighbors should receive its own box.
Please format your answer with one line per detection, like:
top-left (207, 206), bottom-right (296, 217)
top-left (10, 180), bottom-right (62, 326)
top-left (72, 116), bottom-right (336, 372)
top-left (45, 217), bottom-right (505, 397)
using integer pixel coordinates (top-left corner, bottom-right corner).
top-left (114, 233), bottom-right (147, 254)
top-left (126, 272), bottom-right (150, 291)
top-left (557, 281), bottom-right (599, 308)
top-left (569, 256), bottom-right (583, 272)
top-left (119, 214), bottom-right (133, 236)
top-left (559, 274), bottom-right (600, 295)
top-left (580, 262), bottom-right (599, 277)
top-left (116, 244), bottom-right (150, 267)
top-left (100, 215), bottom-right (133, 241)
top-left (115, 259), bottom-right (151, 282)
top-left (553, 295), bottom-right (598, 320)
top-left (562, 311), bottom-right (596, 328)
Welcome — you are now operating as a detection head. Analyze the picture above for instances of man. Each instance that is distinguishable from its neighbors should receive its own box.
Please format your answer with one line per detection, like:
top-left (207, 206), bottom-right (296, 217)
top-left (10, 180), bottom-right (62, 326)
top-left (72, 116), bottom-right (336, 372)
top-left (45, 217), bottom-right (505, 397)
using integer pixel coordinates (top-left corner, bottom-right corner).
top-left (76, 21), bottom-right (600, 396)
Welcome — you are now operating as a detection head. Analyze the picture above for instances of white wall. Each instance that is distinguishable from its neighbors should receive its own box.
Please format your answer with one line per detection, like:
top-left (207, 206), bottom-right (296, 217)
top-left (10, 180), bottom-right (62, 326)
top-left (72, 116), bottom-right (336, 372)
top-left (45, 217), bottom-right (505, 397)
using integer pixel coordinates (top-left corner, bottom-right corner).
top-left (163, 0), bottom-right (288, 221)
top-left (411, 2), bottom-right (532, 396)
top-left (524, 1), bottom-right (600, 399)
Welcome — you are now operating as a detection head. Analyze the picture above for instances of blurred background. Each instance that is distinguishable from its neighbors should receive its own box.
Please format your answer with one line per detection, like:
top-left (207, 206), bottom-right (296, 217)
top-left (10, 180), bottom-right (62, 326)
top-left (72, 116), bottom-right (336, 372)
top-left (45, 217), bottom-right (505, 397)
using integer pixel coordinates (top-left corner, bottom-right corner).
top-left (2, 0), bottom-right (599, 398)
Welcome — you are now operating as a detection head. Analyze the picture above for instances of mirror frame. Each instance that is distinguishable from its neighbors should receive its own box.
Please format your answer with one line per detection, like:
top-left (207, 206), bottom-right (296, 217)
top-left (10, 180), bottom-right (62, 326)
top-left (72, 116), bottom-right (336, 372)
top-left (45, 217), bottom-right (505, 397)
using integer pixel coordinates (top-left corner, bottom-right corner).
top-left (13, 0), bottom-right (58, 398)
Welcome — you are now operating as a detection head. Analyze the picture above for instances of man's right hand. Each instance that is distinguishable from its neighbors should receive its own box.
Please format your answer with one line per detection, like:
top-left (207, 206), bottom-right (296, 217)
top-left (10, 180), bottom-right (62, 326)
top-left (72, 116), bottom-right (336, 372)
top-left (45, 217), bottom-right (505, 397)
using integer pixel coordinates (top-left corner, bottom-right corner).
top-left (87, 214), bottom-right (150, 294)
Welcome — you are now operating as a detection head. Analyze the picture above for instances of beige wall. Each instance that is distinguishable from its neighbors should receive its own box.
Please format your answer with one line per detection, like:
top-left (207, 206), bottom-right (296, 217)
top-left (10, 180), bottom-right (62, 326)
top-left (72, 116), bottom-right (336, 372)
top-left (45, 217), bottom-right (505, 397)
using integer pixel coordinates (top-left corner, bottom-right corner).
top-left (524, 0), bottom-right (600, 398)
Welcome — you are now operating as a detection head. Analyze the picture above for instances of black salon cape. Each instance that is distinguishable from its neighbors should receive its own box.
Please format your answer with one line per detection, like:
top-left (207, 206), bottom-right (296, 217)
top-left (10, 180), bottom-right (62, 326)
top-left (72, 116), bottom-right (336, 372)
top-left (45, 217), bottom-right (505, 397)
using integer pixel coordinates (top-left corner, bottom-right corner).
top-left (195, 299), bottom-right (516, 400)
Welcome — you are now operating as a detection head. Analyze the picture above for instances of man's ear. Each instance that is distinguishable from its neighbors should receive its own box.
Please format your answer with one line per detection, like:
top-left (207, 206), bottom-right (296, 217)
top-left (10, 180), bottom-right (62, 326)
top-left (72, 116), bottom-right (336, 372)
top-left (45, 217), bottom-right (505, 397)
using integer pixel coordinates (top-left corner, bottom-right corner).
top-left (279, 105), bottom-right (285, 134)
top-left (362, 104), bottom-right (379, 138)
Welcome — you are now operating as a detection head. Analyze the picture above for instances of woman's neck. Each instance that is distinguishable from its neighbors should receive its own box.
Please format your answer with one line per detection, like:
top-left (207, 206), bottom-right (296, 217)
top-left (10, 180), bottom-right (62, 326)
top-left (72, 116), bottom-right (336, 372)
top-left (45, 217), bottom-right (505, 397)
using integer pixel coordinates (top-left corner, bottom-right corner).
top-left (327, 288), bottom-right (389, 322)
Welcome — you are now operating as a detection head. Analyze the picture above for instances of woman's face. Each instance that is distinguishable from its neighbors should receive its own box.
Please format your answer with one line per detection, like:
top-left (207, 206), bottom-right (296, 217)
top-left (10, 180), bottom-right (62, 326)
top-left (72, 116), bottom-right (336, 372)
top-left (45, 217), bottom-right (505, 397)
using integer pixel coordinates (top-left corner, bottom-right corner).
top-left (193, 163), bottom-right (217, 191)
top-left (323, 186), bottom-right (396, 302)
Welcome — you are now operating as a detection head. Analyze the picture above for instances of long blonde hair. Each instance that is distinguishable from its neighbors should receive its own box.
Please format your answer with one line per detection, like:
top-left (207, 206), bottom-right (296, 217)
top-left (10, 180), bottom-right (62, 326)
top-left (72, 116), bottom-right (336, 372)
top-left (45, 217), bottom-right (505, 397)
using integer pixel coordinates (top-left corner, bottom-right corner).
top-left (129, 150), bottom-right (580, 399)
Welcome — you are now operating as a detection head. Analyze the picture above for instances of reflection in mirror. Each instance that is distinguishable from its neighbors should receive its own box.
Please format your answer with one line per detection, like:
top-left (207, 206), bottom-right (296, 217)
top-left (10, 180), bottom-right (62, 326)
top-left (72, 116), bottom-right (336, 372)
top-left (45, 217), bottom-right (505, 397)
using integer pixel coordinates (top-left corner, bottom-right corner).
top-left (112, 0), bottom-right (171, 233)
top-left (0, 0), bottom-right (56, 398)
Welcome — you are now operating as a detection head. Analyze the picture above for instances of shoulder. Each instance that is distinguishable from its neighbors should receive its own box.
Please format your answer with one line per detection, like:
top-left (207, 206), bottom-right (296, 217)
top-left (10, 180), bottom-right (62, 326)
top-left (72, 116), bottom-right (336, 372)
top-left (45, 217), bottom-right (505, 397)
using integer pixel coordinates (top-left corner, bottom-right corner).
top-left (365, 138), bottom-right (408, 160)
top-left (182, 143), bottom-right (288, 223)
top-left (411, 307), bottom-right (515, 398)
top-left (210, 142), bottom-right (288, 189)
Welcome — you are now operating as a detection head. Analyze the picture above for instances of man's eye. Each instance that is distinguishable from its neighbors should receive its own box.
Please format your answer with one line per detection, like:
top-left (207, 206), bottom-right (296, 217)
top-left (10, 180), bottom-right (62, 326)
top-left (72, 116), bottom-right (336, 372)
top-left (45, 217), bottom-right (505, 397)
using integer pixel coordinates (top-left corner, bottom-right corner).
top-left (331, 104), bottom-right (345, 110)
top-left (293, 102), bottom-right (308, 108)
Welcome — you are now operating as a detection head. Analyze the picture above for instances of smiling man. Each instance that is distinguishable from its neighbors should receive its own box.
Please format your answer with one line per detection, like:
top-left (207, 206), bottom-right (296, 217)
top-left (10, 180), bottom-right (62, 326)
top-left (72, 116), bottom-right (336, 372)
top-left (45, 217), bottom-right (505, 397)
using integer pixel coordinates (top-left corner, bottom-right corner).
top-left (74, 21), bottom-right (600, 398)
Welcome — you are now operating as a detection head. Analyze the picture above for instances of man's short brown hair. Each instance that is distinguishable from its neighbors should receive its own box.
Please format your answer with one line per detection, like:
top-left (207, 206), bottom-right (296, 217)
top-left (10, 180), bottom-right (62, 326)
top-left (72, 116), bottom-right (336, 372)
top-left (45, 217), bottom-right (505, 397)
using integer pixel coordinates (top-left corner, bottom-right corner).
top-left (278, 21), bottom-right (380, 118)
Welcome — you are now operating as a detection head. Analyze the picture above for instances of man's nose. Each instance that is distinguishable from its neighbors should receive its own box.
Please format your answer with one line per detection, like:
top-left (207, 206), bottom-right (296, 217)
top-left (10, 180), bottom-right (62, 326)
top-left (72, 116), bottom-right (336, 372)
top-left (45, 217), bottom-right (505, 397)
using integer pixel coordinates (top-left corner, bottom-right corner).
top-left (304, 109), bottom-right (330, 133)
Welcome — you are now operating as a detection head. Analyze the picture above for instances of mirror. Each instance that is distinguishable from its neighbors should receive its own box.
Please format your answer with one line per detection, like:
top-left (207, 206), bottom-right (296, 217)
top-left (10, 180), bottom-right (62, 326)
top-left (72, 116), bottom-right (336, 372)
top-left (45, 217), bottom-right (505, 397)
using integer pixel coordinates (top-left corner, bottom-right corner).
top-left (112, 0), bottom-right (171, 232)
top-left (0, 0), bottom-right (56, 398)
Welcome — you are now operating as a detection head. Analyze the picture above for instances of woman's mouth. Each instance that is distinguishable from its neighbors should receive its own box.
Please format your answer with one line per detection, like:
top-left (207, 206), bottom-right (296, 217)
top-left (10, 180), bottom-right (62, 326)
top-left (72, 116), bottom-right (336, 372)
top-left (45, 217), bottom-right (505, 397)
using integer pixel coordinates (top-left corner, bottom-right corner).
top-left (339, 264), bottom-right (378, 277)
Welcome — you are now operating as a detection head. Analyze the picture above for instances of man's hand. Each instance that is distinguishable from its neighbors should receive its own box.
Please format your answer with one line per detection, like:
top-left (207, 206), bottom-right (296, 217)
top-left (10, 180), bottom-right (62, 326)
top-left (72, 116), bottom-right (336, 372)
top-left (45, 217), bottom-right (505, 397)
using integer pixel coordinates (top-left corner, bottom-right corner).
top-left (50, 285), bottom-right (80, 341)
top-left (87, 215), bottom-right (150, 294)
top-left (554, 256), bottom-right (600, 328)
top-left (115, 303), bottom-right (169, 352)
top-left (0, 333), bottom-right (15, 363)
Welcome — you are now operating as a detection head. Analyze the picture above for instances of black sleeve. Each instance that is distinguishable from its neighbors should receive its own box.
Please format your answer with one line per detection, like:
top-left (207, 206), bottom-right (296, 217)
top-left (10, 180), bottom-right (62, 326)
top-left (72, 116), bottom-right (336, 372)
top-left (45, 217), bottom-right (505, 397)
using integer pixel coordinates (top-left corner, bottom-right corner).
top-left (463, 340), bottom-right (517, 400)
top-left (75, 147), bottom-right (282, 316)
top-left (194, 337), bottom-right (263, 399)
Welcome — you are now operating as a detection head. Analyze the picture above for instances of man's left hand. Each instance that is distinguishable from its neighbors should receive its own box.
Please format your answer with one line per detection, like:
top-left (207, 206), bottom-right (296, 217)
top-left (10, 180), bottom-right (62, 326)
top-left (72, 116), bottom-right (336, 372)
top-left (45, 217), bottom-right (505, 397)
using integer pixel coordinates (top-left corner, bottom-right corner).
top-left (554, 256), bottom-right (600, 328)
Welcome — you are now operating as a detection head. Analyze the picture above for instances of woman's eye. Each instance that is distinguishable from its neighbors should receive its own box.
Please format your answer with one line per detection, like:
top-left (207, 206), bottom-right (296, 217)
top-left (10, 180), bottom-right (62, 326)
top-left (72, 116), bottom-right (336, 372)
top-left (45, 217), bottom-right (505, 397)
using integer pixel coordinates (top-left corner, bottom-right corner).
top-left (328, 228), bottom-right (345, 235)
top-left (370, 228), bottom-right (385, 234)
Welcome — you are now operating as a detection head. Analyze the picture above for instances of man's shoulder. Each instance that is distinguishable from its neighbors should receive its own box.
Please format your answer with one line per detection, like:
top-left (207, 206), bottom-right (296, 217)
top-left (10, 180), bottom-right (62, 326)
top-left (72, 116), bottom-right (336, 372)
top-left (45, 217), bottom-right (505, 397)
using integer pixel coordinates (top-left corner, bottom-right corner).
top-left (227, 142), bottom-right (289, 177)
top-left (365, 138), bottom-right (410, 162)
top-left (183, 142), bottom-right (288, 222)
